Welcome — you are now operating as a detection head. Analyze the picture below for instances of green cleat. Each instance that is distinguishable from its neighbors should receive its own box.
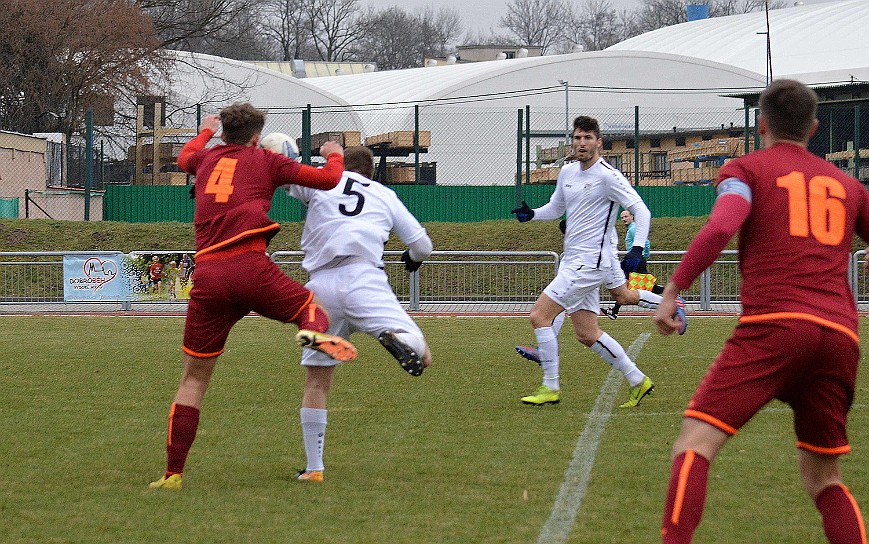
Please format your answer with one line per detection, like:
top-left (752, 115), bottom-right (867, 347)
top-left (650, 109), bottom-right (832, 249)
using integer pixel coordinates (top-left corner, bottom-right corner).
top-left (148, 473), bottom-right (182, 490)
top-left (620, 376), bottom-right (655, 408)
top-left (521, 385), bottom-right (560, 405)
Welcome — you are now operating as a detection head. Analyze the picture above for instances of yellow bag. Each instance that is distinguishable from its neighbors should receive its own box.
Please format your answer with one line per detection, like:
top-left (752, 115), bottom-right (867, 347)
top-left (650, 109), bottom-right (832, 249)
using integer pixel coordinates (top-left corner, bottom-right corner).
top-left (628, 272), bottom-right (657, 291)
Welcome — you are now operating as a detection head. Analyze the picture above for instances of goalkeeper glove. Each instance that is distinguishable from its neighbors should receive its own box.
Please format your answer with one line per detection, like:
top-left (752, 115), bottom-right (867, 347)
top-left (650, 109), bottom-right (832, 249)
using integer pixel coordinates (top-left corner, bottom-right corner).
top-left (510, 200), bottom-right (534, 222)
top-left (622, 246), bottom-right (645, 273)
top-left (401, 250), bottom-right (423, 272)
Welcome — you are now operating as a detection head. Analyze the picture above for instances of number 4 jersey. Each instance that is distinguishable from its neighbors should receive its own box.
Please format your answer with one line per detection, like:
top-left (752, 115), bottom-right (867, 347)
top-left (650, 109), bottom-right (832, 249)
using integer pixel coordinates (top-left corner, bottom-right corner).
top-left (718, 142), bottom-right (869, 331)
top-left (285, 171), bottom-right (428, 274)
top-left (177, 130), bottom-right (343, 258)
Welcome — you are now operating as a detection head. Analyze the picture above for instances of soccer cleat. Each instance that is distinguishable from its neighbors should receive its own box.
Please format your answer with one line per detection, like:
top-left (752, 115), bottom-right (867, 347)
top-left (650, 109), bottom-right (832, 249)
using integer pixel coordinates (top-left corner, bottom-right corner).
top-left (620, 376), bottom-right (655, 408)
top-left (378, 330), bottom-right (424, 376)
top-left (515, 345), bottom-right (541, 365)
top-left (600, 307), bottom-right (618, 320)
top-left (296, 469), bottom-right (324, 482)
top-left (296, 330), bottom-right (358, 362)
top-left (674, 296), bottom-right (688, 335)
top-left (521, 385), bottom-right (560, 405)
top-left (148, 473), bottom-right (182, 490)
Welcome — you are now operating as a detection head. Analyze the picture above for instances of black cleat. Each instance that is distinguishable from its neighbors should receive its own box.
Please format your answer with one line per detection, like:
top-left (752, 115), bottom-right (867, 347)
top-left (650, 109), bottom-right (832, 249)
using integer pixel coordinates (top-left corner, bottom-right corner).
top-left (378, 331), bottom-right (424, 376)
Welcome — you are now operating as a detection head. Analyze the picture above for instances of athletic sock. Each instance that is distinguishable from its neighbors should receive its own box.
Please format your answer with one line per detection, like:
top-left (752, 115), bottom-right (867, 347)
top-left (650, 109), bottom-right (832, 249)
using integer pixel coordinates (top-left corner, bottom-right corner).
top-left (551, 312), bottom-right (566, 336)
top-left (301, 407), bottom-right (328, 472)
top-left (590, 332), bottom-right (645, 386)
top-left (637, 289), bottom-right (663, 309)
top-left (815, 484), bottom-right (867, 544)
top-left (662, 450), bottom-right (710, 544)
top-left (534, 326), bottom-right (559, 391)
top-left (166, 403), bottom-right (200, 476)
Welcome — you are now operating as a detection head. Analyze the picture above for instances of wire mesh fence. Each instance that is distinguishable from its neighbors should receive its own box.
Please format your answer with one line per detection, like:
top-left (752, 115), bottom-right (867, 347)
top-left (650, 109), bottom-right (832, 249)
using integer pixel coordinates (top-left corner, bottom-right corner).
top-left (1, 98), bottom-right (867, 221)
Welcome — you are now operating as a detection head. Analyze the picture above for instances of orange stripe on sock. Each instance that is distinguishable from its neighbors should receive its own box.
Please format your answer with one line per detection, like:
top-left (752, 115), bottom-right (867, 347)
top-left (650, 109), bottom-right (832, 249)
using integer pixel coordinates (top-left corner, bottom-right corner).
top-left (684, 409), bottom-right (738, 435)
top-left (308, 304), bottom-right (317, 323)
top-left (167, 403), bottom-right (177, 447)
top-left (841, 484), bottom-right (867, 544)
top-left (671, 450), bottom-right (696, 525)
top-left (797, 441), bottom-right (851, 455)
top-left (738, 312), bottom-right (859, 344)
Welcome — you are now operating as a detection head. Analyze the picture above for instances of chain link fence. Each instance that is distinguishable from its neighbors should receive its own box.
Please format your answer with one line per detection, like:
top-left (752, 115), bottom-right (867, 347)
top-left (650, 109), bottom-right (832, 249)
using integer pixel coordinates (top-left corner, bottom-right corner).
top-left (2, 98), bottom-right (867, 221)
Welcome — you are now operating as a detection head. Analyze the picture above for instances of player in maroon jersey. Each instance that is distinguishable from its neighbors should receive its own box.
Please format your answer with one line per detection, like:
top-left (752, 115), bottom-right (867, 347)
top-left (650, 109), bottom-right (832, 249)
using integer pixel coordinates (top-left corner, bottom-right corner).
top-left (655, 80), bottom-right (869, 544)
top-left (149, 103), bottom-right (358, 491)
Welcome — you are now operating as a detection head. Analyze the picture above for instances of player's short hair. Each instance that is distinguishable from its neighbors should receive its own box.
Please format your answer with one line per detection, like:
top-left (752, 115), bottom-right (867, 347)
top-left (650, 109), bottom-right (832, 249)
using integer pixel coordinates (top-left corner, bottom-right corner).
top-left (573, 116), bottom-right (601, 139)
top-left (219, 103), bottom-right (266, 145)
top-left (759, 79), bottom-right (818, 142)
top-left (344, 146), bottom-right (375, 179)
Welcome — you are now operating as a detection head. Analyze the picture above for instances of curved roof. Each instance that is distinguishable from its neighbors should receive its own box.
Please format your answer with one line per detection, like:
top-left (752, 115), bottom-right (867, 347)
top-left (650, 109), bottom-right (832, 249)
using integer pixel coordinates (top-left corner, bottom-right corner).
top-left (161, 51), bottom-right (363, 134)
top-left (303, 51), bottom-right (765, 185)
top-left (607, 0), bottom-right (869, 82)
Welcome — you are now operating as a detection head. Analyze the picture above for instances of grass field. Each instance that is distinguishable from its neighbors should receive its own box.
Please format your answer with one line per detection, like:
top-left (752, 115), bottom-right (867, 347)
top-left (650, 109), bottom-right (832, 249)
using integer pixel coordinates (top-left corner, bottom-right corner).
top-left (1, 315), bottom-right (867, 543)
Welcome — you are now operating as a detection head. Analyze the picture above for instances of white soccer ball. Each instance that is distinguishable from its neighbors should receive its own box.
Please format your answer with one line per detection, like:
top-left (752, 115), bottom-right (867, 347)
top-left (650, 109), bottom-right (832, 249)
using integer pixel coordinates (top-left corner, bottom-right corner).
top-left (260, 132), bottom-right (300, 160)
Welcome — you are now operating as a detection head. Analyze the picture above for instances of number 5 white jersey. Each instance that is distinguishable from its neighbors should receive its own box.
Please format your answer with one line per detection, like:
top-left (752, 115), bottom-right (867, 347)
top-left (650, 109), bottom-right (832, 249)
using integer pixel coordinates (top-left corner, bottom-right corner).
top-left (285, 171), bottom-right (429, 273)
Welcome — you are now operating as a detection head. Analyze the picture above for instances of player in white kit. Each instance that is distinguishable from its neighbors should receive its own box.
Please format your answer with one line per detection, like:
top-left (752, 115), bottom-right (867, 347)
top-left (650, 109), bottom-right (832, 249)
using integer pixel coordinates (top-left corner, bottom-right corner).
top-left (285, 146), bottom-right (433, 481)
top-left (511, 115), bottom-right (675, 408)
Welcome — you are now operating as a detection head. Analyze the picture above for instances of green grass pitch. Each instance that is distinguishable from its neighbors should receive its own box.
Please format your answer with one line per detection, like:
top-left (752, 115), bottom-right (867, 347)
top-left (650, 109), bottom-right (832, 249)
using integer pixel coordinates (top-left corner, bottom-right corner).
top-left (1, 315), bottom-right (867, 543)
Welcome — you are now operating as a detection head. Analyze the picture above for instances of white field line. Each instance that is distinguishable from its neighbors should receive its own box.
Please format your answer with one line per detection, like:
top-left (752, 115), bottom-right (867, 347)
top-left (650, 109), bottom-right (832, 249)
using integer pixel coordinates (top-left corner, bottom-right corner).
top-left (536, 332), bottom-right (652, 544)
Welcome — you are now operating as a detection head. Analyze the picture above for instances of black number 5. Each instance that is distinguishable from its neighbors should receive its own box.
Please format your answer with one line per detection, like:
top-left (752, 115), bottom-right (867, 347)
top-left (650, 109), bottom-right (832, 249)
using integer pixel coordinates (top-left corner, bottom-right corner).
top-left (339, 178), bottom-right (369, 216)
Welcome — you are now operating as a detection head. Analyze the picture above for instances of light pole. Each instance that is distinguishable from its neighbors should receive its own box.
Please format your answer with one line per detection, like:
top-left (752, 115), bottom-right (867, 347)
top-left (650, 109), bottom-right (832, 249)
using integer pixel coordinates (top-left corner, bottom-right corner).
top-left (756, 31), bottom-right (771, 85)
top-left (557, 80), bottom-right (569, 144)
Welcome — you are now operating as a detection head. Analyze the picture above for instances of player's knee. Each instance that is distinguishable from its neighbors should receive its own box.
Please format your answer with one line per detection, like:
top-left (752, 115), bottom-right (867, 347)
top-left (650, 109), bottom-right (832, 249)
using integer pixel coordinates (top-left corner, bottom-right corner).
top-left (294, 302), bottom-right (330, 332)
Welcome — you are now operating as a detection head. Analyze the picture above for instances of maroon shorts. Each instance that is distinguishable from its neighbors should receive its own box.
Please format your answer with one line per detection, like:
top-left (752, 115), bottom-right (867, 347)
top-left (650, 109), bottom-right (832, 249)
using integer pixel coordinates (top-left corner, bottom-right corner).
top-left (686, 318), bottom-right (858, 455)
top-left (183, 251), bottom-right (312, 358)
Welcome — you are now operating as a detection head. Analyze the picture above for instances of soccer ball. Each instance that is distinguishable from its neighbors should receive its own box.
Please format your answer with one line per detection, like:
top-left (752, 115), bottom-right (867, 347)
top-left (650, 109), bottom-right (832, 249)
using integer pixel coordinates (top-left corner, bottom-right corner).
top-left (260, 132), bottom-right (300, 160)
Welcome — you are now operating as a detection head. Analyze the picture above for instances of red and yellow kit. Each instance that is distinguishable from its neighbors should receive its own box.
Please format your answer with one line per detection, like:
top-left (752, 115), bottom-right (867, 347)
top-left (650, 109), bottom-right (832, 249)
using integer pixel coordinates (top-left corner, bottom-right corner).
top-left (675, 142), bottom-right (869, 453)
top-left (176, 129), bottom-right (343, 357)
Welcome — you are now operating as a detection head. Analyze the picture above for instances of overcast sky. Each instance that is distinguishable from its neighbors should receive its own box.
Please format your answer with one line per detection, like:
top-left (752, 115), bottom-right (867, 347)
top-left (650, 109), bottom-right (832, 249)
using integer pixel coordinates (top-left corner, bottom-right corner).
top-left (364, 0), bottom-right (841, 36)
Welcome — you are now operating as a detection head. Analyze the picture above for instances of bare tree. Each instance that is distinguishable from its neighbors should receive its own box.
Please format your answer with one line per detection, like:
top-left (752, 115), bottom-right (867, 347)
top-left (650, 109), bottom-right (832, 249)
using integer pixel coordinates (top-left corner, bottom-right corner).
top-left (263, 0), bottom-right (317, 60)
top-left (355, 7), bottom-right (420, 70)
top-left (499, 0), bottom-right (570, 54)
top-left (564, 0), bottom-right (623, 52)
top-left (308, 0), bottom-right (364, 61)
top-left (0, 0), bottom-right (166, 137)
top-left (416, 6), bottom-right (464, 60)
top-left (139, 0), bottom-right (247, 49)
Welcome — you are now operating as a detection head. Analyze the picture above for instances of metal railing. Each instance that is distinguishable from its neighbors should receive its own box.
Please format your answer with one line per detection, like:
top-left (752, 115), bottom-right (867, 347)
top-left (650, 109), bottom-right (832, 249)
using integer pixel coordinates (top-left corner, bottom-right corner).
top-left (2, 249), bottom-right (868, 314)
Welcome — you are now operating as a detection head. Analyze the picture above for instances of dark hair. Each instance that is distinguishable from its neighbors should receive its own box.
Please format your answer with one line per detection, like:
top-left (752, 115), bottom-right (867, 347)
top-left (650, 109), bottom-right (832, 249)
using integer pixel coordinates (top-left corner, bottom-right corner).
top-left (219, 103), bottom-right (266, 145)
top-left (343, 146), bottom-right (375, 179)
top-left (759, 79), bottom-right (818, 141)
top-left (572, 115), bottom-right (601, 139)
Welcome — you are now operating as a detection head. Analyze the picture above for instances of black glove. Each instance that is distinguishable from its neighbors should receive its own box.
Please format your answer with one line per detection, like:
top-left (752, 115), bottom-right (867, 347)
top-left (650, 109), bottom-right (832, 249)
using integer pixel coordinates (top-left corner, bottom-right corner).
top-left (558, 219), bottom-right (566, 234)
top-left (622, 246), bottom-right (644, 274)
top-left (510, 200), bottom-right (534, 222)
top-left (401, 249), bottom-right (423, 272)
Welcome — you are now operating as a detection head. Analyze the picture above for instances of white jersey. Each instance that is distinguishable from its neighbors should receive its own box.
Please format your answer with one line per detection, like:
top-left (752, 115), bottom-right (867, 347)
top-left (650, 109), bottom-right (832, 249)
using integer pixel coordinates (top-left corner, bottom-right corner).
top-left (285, 171), bottom-right (428, 273)
top-left (541, 158), bottom-right (643, 268)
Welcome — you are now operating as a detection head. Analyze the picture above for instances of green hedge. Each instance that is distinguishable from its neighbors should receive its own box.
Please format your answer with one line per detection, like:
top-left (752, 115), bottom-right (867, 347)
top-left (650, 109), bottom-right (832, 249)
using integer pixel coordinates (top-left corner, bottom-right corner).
top-left (103, 184), bottom-right (715, 223)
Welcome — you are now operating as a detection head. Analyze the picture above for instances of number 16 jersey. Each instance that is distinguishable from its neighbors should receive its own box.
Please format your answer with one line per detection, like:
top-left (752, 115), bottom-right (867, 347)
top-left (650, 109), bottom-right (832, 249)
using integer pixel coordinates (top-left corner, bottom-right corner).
top-left (717, 142), bottom-right (869, 333)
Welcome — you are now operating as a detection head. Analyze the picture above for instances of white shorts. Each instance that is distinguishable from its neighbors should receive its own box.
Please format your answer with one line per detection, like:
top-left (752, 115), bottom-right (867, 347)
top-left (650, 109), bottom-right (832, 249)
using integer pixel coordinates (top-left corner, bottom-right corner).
top-left (543, 261), bottom-right (608, 314)
top-left (302, 262), bottom-right (425, 367)
top-left (604, 252), bottom-right (627, 291)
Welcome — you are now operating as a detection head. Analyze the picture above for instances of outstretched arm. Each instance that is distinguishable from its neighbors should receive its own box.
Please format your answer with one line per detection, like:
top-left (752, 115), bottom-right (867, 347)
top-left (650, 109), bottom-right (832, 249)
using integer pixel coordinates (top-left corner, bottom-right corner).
top-left (177, 114), bottom-right (220, 173)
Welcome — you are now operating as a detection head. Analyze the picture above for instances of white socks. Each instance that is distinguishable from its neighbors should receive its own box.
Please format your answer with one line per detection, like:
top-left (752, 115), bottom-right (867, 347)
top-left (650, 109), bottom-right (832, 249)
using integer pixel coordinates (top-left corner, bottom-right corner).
top-left (637, 290), bottom-right (663, 309)
top-left (590, 332), bottom-right (646, 387)
top-left (534, 326), bottom-right (560, 391)
top-left (300, 407), bottom-right (327, 472)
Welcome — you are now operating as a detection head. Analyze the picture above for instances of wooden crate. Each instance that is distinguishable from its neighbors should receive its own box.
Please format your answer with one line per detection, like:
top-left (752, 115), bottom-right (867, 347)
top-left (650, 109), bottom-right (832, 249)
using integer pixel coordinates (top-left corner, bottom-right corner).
top-left (365, 131), bottom-right (431, 148)
top-left (308, 131), bottom-right (362, 149)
